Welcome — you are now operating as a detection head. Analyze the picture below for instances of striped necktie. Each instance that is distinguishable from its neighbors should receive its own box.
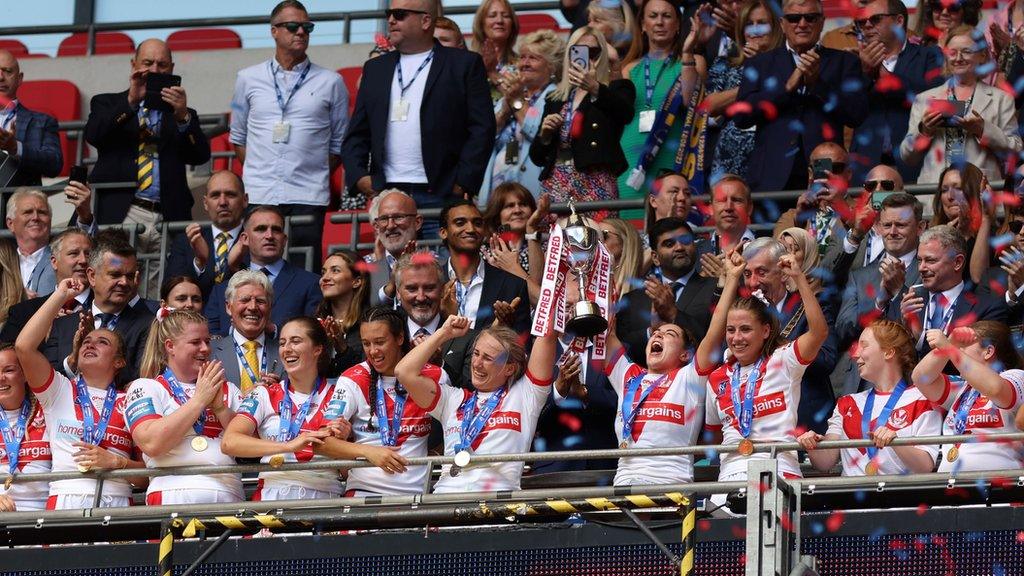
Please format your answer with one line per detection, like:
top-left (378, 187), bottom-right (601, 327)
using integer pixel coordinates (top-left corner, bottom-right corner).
top-left (214, 232), bottom-right (230, 283)
top-left (137, 108), bottom-right (154, 191)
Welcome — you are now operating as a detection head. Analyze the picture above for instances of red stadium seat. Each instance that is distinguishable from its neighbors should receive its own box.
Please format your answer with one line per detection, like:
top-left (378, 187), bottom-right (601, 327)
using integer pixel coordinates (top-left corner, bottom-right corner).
top-left (517, 13), bottom-right (561, 35)
top-left (167, 28), bottom-right (242, 52)
top-left (17, 79), bottom-right (84, 177)
top-left (0, 40), bottom-right (30, 57)
top-left (322, 210), bottom-right (375, 258)
top-left (337, 66), bottom-right (361, 117)
top-left (210, 132), bottom-right (243, 177)
top-left (57, 32), bottom-right (135, 56)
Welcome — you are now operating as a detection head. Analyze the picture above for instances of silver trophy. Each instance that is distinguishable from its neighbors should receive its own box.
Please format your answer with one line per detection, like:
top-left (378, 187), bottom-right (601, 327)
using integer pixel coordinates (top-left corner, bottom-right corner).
top-left (563, 199), bottom-right (608, 338)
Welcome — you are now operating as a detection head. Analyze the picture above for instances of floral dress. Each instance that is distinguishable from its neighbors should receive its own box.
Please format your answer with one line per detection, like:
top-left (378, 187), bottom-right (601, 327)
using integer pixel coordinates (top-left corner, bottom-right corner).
top-left (707, 57), bottom-right (754, 179)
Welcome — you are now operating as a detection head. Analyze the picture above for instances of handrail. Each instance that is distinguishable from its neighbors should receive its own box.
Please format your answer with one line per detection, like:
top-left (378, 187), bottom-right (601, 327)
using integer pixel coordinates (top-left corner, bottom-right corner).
top-left (4, 432), bottom-right (1022, 486)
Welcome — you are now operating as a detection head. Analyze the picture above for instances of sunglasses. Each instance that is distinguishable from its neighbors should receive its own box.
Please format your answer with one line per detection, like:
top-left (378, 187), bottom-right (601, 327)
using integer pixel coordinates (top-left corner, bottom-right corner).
top-left (273, 21), bottom-right (315, 34)
top-left (853, 13), bottom-right (894, 29)
top-left (571, 45), bottom-right (603, 60)
top-left (863, 179), bottom-right (896, 192)
top-left (385, 8), bottom-right (429, 21)
top-left (1010, 221), bottom-right (1024, 234)
top-left (782, 12), bottom-right (824, 24)
top-left (929, 1), bottom-right (963, 13)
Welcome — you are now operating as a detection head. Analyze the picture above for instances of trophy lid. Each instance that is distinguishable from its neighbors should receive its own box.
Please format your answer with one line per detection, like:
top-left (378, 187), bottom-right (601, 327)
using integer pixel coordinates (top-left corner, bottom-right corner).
top-left (563, 199), bottom-right (597, 251)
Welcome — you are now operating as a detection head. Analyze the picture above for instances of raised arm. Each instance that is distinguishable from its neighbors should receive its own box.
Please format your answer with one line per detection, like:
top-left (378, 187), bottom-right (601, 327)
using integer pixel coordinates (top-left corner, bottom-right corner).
top-left (911, 331), bottom-right (952, 402)
top-left (396, 315), bottom-right (472, 409)
top-left (695, 248), bottom-right (744, 371)
top-left (781, 254), bottom-right (828, 362)
top-left (15, 278), bottom-right (85, 391)
top-left (925, 328), bottom-right (1016, 408)
top-left (527, 320), bottom-right (558, 383)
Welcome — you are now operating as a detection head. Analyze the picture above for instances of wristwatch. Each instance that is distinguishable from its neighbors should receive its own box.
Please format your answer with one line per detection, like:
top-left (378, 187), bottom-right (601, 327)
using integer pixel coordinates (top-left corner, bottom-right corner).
top-left (525, 231), bottom-right (542, 242)
top-left (511, 99), bottom-right (525, 111)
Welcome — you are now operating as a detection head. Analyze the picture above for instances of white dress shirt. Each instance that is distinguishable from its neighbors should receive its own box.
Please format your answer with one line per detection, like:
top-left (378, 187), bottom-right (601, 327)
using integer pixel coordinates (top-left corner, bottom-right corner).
top-left (17, 245), bottom-right (46, 290)
top-left (447, 258), bottom-right (486, 328)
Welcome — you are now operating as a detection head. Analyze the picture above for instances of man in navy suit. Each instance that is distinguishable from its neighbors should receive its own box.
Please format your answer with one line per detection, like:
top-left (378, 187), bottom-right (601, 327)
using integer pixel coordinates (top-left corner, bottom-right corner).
top-left (848, 0), bottom-right (944, 185)
top-left (205, 206), bottom-right (321, 336)
top-left (210, 270), bottom-right (281, 394)
top-left (340, 0), bottom-right (495, 236)
top-left (734, 0), bottom-right (868, 193)
top-left (886, 225), bottom-right (1008, 359)
top-left (166, 170), bottom-right (249, 301)
top-left (0, 50), bottom-right (63, 187)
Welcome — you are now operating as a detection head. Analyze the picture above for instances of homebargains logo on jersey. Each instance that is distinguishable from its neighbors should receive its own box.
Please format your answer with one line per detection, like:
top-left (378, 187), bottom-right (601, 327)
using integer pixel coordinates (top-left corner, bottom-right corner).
top-left (635, 402), bottom-right (686, 424)
top-left (54, 419), bottom-right (131, 449)
top-left (961, 408), bottom-right (1004, 429)
top-left (719, 391), bottom-right (787, 422)
top-left (0, 441), bottom-right (51, 463)
top-left (445, 411), bottom-right (522, 438)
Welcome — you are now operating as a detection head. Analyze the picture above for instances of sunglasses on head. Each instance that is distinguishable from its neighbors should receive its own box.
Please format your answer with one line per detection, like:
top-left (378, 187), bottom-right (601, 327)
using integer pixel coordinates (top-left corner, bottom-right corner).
top-left (929, 0), bottom-right (963, 13)
top-left (273, 21), bottom-right (315, 34)
top-left (385, 8), bottom-right (429, 21)
top-left (782, 12), bottom-right (824, 24)
top-left (853, 13), bottom-right (894, 29)
top-left (863, 179), bottom-right (896, 192)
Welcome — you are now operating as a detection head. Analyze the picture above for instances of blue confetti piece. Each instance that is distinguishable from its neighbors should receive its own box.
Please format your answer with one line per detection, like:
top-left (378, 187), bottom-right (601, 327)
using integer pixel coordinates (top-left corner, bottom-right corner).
top-left (841, 78), bottom-right (863, 93)
top-left (563, 435), bottom-right (584, 448)
top-left (744, 66), bottom-right (759, 82)
top-left (868, 526), bottom-right (887, 541)
top-left (965, 531), bottom-right (985, 542)
top-left (975, 61), bottom-right (996, 77)
top-left (1014, 75), bottom-right (1024, 95)
top-left (893, 550), bottom-right (910, 561)
top-left (823, 93), bottom-right (838, 113)
top-left (810, 521), bottom-right (824, 535)
top-left (533, 437), bottom-right (548, 452)
top-left (993, 563), bottom-right (1006, 576)
top-left (787, 119), bottom-right (805, 134)
top-left (855, 132), bottom-right (872, 146)
top-left (854, 490), bottom-right (866, 502)
top-left (765, 76), bottom-right (778, 91)
top-left (991, 232), bottom-right (1014, 248)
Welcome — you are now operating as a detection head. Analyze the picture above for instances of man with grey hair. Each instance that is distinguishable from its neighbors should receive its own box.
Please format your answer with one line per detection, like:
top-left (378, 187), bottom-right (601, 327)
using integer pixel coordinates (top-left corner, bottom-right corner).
top-left (210, 269), bottom-right (280, 394)
top-left (887, 224), bottom-right (1006, 358)
top-left (366, 188), bottom-right (423, 305)
top-left (742, 236), bottom-right (839, 434)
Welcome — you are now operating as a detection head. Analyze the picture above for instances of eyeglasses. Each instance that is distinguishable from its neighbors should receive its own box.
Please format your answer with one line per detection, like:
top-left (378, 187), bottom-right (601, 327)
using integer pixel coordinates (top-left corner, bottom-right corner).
top-left (373, 213), bottom-right (417, 227)
top-left (853, 13), bottom-right (894, 29)
top-left (385, 8), bottom-right (429, 21)
top-left (863, 179), bottom-right (896, 192)
top-left (782, 12), bottom-right (824, 24)
top-left (571, 45), bottom-right (603, 60)
top-left (272, 21), bottom-right (315, 34)
top-left (929, 1), bottom-right (963, 14)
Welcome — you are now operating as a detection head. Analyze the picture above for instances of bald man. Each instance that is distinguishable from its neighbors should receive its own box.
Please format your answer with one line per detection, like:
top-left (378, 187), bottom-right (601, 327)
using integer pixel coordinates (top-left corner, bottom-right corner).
top-left (0, 49), bottom-right (62, 187)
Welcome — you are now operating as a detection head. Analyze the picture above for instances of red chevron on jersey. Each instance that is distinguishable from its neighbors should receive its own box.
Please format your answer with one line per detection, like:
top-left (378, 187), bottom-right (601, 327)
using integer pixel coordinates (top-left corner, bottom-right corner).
top-left (0, 403), bottom-right (51, 468)
top-left (717, 390), bottom-right (787, 423)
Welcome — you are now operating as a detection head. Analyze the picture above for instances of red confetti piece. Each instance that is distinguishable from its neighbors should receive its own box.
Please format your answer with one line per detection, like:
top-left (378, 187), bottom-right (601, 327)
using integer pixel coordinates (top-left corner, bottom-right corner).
top-left (889, 538), bottom-right (907, 551)
top-left (354, 260), bottom-right (376, 273)
top-left (411, 251), bottom-right (434, 265)
top-left (875, 74), bottom-right (904, 93)
top-left (725, 101), bottom-right (752, 118)
top-left (826, 511), bottom-right (844, 532)
top-left (757, 101), bottom-right (778, 122)
top-left (821, 122), bottom-right (835, 142)
top-left (557, 412), bottom-right (582, 433)
top-left (916, 503), bottom-right (930, 516)
top-left (949, 326), bottom-right (976, 346)
top-left (698, 519), bottom-right (712, 532)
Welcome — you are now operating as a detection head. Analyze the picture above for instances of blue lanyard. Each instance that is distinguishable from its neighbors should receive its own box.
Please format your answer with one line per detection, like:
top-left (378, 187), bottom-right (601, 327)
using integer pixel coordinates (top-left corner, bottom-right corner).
top-left (456, 387), bottom-right (507, 452)
top-left (453, 267), bottom-right (479, 318)
top-left (0, 399), bottom-right (31, 475)
top-left (74, 377), bottom-right (118, 446)
top-left (270, 60), bottom-right (311, 117)
top-left (162, 369), bottom-right (206, 436)
top-left (396, 50), bottom-right (434, 98)
top-left (643, 56), bottom-right (671, 108)
top-left (927, 293), bottom-right (959, 333)
top-left (560, 89), bottom-right (578, 143)
top-left (728, 358), bottom-right (764, 438)
top-left (374, 380), bottom-right (408, 447)
top-left (231, 332), bottom-right (268, 386)
top-left (861, 380), bottom-right (908, 459)
top-left (620, 371), bottom-right (669, 444)
top-left (951, 380), bottom-right (982, 435)
top-left (277, 377), bottom-right (323, 442)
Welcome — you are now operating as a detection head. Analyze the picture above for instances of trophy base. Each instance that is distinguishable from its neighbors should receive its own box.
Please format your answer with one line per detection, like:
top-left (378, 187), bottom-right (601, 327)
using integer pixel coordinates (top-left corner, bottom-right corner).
top-left (566, 301), bottom-right (608, 338)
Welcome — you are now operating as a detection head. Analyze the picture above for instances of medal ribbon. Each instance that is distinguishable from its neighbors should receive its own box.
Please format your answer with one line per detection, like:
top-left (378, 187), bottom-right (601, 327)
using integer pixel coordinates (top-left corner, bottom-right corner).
top-left (951, 383), bottom-right (982, 435)
top-left (729, 358), bottom-right (764, 438)
top-left (162, 369), bottom-right (206, 436)
top-left (277, 377), bottom-right (323, 442)
top-left (270, 59), bottom-right (312, 117)
top-left (74, 376), bottom-right (118, 446)
top-left (620, 372), bottom-right (668, 444)
top-left (374, 380), bottom-right (408, 447)
top-left (861, 380), bottom-right (908, 459)
top-left (0, 398), bottom-right (32, 475)
top-left (456, 387), bottom-right (507, 452)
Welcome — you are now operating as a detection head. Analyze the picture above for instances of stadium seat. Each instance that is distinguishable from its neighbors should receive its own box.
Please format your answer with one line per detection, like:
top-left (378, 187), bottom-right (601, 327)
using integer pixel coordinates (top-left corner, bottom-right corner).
top-left (517, 13), bottom-right (561, 35)
top-left (210, 132), bottom-right (243, 177)
top-left (57, 32), bottom-right (135, 56)
top-left (16, 79), bottom-right (83, 177)
top-left (167, 28), bottom-right (242, 51)
top-left (337, 67), bottom-right (362, 117)
top-left (0, 39), bottom-right (30, 57)
top-left (322, 210), bottom-right (375, 258)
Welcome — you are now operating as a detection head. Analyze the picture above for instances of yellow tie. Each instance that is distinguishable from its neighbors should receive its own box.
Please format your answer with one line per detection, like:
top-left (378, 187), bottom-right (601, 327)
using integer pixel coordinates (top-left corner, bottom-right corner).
top-left (241, 340), bottom-right (261, 393)
top-left (137, 109), bottom-right (154, 191)
top-left (214, 232), bottom-right (230, 283)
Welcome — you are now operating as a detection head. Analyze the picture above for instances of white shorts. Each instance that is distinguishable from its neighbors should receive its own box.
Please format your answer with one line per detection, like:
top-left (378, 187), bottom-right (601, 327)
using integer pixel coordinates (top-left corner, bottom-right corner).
top-left (146, 488), bottom-right (242, 506)
top-left (48, 493), bottom-right (132, 510)
top-left (254, 484), bottom-right (341, 501)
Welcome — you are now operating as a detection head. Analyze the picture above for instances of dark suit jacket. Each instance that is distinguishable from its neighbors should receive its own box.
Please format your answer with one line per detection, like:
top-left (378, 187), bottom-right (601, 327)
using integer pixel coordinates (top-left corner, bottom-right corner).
top-left (43, 298), bottom-right (154, 386)
top-left (166, 226), bottom-right (248, 301)
top-left (205, 262), bottom-right (323, 336)
top-left (849, 43), bottom-right (945, 185)
top-left (775, 291), bottom-right (839, 434)
top-left (441, 260), bottom-right (531, 335)
top-left (1007, 50), bottom-right (1024, 133)
top-left (734, 45), bottom-right (868, 192)
top-left (341, 42), bottom-right (496, 198)
top-left (886, 284), bottom-right (1008, 358)
top-left (614, 273), bottom-right (717, 368)
top-left (835, 256), bottom-right (921, 348)
top-left (84, 90), bottom-right (210, 224)
top-left (210, 332), bottom-right (281, 388)
top-left (529, 79), bottom-right (635, 181)
top-left (7, 104), bottom-right (63, 186)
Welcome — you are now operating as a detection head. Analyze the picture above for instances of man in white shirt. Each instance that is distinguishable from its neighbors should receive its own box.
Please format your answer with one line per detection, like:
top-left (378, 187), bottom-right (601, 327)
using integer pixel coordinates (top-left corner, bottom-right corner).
top-left (230, 0), bottom-right (349, 268)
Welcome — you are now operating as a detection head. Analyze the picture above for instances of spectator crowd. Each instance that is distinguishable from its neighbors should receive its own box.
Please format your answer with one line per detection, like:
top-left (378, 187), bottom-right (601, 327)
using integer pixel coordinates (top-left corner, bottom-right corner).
top-left (4, 0), bottom-right (1024, 514)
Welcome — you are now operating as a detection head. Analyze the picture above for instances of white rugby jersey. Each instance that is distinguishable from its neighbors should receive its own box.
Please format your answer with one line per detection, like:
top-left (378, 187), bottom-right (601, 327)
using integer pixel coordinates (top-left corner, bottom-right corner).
top-left (237, 378), bottom-right (345, 496)
top-left (936, 370), bottom-right (1024, 473)
top-left (606, 351), bottom-right (711, 485)
top-left (428, 370), bottom-right (552, 493)
top-left (0, 401), bottom-right (51, 509)
top-left (125, 376), bottom-right (244, 500)
top-left (334, 362), bottom-right (443, 495)
top-left (826, 385), bottom-right (942, 476)
top-left (706, 342), bottom-right (810, 479)
top-left (35, 369), bottom-right (133, 499)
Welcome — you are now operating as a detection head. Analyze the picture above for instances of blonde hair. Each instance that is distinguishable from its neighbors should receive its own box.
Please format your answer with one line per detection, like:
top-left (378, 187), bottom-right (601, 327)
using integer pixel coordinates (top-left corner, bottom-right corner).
top-left (551, 26), bottom-right (612, 101)
top-left (0, 239), bottom-right (24, 326)
top-left (601, 218), bottom-right (643, 298)
top-left (471, 0), bottom-right (519, 65)
top-left (475, 325), bottom-right (527, 384)
top-left (587, 0), bottom-right (635, 51)
top-left (139, 309), bottom-right (208, 379)
top-left (517, 29), bottom-right (565, 80)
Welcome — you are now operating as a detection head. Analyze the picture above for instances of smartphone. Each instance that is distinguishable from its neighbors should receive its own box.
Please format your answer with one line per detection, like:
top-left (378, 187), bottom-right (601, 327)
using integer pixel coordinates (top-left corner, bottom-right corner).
top-left (928, 99), bottom-right (967, 128)
top-left (811, 158), bottom-right (833, 180)
top-left (871, 191), bottom-right (896, 210)
top-left (569, 45), bottom-right (589, 71)
top-left (144, 72), bottom-right (182, 112)
top-left (69, 165), bottom-right (87, 185)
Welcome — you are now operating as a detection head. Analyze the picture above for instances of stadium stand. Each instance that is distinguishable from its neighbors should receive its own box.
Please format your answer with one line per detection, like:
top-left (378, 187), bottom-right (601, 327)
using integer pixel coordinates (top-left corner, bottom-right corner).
top-left (166, 28), bottom-right (243, 51)
top-left (57, 31), bottom-right (136, 56)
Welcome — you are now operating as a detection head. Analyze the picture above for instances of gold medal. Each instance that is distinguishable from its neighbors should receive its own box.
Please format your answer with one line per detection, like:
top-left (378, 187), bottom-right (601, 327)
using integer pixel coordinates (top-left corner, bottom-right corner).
top-left (4, 476), bottom-right (13, 491)
top-left (269, 454), bottom-right (285, 468)
top-left (738, 439), bottom-right (755, 456)
top-left (946, 446), bottom-right (959, 463)
top-left (619, 441), bottom-right (628, 449)
top-left (190, 436), bottom-right (209, 452)
top-left (865, 460), bottom-right (878, 476)
top-left (77, 464), bottom-right (90, 473)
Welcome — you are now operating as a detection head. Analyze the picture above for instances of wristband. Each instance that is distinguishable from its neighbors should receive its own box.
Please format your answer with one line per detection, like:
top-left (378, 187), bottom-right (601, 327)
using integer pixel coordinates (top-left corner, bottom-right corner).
top-left (525, 231), bottom-right (542, 242)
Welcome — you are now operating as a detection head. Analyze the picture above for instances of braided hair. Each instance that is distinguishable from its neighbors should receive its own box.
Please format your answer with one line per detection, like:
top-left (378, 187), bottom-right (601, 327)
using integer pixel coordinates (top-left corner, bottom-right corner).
top-left (360, 306), bottom-right (410, 431)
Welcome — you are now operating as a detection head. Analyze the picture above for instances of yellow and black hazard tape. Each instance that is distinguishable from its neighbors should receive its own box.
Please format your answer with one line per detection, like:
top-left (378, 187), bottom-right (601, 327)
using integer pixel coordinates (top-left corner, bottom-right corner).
top-left (679, 501), bottom-right (696, 576)
top-left (157, 518), bottom-right (184, 576)
top-left (180, 514), bottom-right (298, 537)
top-left (476, 492), bottom-right (691, 519)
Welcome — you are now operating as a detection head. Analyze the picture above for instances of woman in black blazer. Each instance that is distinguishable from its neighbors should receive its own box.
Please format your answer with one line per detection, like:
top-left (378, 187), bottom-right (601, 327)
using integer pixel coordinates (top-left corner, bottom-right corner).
top-left (529, 25), bottom-right (635, 219)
